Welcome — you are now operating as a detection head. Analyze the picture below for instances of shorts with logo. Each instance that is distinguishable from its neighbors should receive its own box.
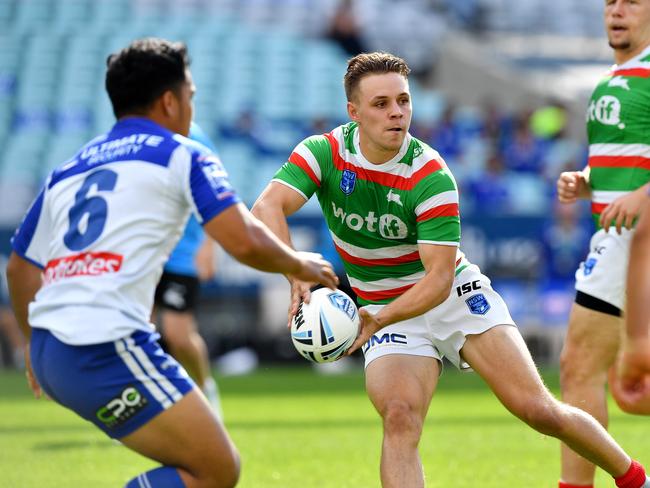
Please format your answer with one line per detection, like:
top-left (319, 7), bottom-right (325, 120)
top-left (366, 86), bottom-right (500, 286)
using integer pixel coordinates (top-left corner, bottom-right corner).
top-left (362, 264), bottom-right (516, 370)
top-left (30, 327), bottom-right (195, 439)
top-left (575, 228), bottom-right (633, 310)
top-left (154, 271), bottom-right (200, 313)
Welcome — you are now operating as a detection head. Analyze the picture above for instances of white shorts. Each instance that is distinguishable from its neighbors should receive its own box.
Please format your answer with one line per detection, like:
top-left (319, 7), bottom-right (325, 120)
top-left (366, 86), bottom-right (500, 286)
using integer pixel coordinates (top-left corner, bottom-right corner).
top-left (361, 264), bottom-right (516, 371)
top-left (575, 228), bottom-right (633, 310)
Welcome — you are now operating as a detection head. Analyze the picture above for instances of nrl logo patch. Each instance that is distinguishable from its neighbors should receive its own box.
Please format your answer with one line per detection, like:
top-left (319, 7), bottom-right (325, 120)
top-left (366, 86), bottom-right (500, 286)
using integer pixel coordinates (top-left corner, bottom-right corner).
top-left (465, 293), bottom-right (490, 315)
top-left (340, 169), bottom-right (357, 195)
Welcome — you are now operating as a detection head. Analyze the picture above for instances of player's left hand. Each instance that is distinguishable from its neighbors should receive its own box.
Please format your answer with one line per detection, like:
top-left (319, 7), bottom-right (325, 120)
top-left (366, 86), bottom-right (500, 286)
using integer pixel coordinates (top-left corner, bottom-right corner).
top-left (24, 344), bottom-right (43, 399)
top-left (600, 187), bottom-right (648, 234)
top-left (346, 308), bottom-right (383, 355)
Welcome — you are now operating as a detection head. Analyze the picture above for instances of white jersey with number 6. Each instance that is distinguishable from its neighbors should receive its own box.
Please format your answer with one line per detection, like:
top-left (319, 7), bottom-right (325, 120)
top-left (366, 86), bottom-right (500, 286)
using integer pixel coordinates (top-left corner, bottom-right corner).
top-left (12, 117), bottom-right (240, 345)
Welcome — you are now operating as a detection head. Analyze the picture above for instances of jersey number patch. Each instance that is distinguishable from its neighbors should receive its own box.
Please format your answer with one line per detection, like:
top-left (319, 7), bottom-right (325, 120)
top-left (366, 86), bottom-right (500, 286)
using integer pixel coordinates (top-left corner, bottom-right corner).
top-left (64, 169), bottom-right (118, 250)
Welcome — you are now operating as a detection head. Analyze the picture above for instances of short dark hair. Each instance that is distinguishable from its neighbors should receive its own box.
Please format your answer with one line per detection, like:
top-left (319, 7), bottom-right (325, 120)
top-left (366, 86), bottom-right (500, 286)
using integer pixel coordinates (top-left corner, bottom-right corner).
top-left (343, 52), bottom-right (411, 102)
top-left (105, 38), bottom-right (190, 118)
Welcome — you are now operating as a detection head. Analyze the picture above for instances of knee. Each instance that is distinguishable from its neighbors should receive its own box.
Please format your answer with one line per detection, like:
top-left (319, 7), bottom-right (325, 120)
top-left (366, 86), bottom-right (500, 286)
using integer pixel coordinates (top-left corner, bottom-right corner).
top-left (559, 346), bottom-right (596, 389)
top-left (204, 447), bottom-right (241, 488)
top-left (381, 400), bottom-right (423, 442)
top-left (512, 397), bottom-right (565, 436)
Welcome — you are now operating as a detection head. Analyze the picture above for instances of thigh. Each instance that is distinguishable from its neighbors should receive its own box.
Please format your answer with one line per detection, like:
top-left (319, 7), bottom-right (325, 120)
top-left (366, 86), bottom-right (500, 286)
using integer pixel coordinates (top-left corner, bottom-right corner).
top-left (120, 389), bottom-right (237, 476)
top-left (366, 354), bottom-right (440, 419)
top-left (562, 303), bottom-right (622, 373)
top-left (461, 325), bottom-right (550, 406)
top-left (161, 310), bottom-right (197, 341)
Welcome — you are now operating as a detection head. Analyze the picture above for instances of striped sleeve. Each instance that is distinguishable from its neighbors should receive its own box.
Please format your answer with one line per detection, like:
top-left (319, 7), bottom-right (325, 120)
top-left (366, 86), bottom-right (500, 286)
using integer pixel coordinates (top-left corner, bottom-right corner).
top-left (11, 185), bottom-right (49, 268)
top-left (272, 135), bottom-right (332, 200)
top-left (412, 167), bottom-right (460, 245)
top-left (187, 150), bottom-right (241, 224)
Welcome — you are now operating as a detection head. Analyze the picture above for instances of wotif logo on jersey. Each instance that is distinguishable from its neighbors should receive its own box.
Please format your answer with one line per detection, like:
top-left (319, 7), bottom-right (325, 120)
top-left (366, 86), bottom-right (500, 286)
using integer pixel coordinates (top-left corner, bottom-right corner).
top-left (43, 251), bottom-right (123, 284)
top-left (331, 202), bottom-right (408, 239)
top-left (587, 95), bottom-right (625, 129)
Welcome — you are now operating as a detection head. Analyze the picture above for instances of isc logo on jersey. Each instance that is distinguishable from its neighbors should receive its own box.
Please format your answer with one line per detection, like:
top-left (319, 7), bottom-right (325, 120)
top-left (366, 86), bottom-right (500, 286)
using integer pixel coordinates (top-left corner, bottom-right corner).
top-left (587, 95), bottom-right (625, 129)
top-left (331, 202), bottom-right (408, 239)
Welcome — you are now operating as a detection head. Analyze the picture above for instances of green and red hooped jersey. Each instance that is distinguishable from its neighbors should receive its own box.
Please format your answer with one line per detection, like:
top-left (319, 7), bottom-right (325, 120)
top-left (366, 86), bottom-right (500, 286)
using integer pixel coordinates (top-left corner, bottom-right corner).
top-left (273, 122), bottom-right (468, 306)
top-left (587, 45), bottom-right (650, 229)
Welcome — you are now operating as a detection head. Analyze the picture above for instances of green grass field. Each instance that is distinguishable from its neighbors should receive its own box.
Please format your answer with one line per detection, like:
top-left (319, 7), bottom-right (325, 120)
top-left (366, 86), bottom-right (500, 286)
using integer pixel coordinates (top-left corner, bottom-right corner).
top-left (0, 366), bottom-right (647, 487)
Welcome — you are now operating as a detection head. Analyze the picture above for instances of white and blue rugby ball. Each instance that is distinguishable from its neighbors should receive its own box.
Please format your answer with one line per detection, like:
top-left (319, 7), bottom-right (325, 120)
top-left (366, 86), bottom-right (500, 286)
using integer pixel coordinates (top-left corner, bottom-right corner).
top-left (291, 288), bottom-right (360, 363)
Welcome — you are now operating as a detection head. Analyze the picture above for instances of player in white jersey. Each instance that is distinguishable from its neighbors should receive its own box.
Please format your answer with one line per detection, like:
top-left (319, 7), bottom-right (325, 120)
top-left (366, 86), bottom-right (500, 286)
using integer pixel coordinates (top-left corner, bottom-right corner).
top-left (252, 52), bottom-right (649, 487)
top-left (6, 38), bottom-right (337, 488)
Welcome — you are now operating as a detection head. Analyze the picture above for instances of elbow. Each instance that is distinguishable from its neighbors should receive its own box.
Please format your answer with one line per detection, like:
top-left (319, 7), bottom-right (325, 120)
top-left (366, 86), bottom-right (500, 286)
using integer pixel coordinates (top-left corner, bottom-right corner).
top-left (227, 223), bottom-right (266, 266)
top-left (440, 267), bottom-right (455, 295)
top-left (250, 195), bottom-right (270, 220)
top-left (6, 253), bottom-right (22, 286)
top-left (229, 237), bottom-right (259, 265)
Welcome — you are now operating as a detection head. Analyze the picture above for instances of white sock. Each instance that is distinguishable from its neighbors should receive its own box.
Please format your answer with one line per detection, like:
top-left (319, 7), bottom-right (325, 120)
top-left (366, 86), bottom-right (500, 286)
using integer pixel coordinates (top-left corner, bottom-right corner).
top-left (202, 377), bottom-right (223, 420)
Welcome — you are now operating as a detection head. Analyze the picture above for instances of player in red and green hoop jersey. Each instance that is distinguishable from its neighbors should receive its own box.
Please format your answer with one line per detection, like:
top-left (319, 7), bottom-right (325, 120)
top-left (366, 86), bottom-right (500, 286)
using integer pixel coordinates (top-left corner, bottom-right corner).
top-left (253, 51), bottom-right (649, 488)
top-left (556, 2), bottom-right (650, 487)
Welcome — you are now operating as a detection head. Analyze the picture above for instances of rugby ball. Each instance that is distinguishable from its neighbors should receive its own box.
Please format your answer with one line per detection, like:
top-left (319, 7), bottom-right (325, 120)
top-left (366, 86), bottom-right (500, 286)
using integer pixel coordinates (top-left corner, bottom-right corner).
top-left (290, 288), bottom-right (360, 363)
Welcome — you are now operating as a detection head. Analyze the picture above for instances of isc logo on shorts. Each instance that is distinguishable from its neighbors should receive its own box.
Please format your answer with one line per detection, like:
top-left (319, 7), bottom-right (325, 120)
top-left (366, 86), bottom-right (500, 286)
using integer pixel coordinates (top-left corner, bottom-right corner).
top-left (362, 332), bottom-right (407, 354)
top-left (95, 386), bottom-right (148, 429)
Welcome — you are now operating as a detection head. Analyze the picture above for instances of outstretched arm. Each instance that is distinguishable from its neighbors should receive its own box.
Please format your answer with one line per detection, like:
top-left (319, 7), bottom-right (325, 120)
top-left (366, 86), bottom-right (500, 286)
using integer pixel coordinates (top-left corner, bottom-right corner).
top-left (203, 201), bottom-right (336, 289)
top-left (251, 182), bottom-right (322, 324)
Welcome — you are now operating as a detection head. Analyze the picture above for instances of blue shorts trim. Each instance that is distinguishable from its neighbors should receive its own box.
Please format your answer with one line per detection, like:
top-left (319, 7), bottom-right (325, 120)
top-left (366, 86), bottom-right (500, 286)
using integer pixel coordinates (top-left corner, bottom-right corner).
top-left (30, 328), bottom-right (195, 438)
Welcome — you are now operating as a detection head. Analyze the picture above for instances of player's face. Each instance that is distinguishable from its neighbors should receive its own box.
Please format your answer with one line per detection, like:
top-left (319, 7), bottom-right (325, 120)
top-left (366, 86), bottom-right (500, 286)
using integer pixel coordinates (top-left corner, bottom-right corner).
top-left (347, 73), bottom-right (412, 164)
top-left (171, 69), bottom-right (195, 136)
top-left (605, 0), bottom-right (650, 62)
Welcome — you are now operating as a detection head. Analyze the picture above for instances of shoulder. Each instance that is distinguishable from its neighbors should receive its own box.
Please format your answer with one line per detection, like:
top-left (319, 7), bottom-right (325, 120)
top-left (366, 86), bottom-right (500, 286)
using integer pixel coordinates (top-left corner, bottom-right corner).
top-left (409, 136), bottom-right (456, 189)
top-left (173, 133), bottom-right (214, 161)
top-left (290, 126), bottom-right (347, 165)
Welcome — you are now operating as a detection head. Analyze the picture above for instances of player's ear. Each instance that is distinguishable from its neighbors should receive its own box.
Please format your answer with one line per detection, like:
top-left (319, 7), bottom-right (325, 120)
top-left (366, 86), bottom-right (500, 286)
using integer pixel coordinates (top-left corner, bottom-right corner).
top-left (160, 90), bottom-right (177, 117)
top-left (347, 101), bottom-right (359, 122)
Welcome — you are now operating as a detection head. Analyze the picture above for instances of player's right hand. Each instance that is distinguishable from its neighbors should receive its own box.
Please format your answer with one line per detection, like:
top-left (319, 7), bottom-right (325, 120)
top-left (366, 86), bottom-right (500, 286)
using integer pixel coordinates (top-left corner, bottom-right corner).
top-left (557, 171), bottom-right (589, 204)
top-left (609, 337), bottom-right (650, 414)
top-left (293, 252), bottom-right (338, 291)
top-left (286, 278), bottom-right (313, 328)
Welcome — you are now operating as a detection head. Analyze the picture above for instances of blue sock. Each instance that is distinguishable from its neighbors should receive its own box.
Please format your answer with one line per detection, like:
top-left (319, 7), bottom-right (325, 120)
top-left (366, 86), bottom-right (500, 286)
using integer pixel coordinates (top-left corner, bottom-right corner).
top-left (125, 466), bottom-right (186, 488)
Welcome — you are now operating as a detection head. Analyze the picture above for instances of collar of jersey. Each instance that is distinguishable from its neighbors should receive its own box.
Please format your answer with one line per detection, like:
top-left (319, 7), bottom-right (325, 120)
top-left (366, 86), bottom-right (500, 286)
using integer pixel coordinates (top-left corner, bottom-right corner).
top-left (352, 125), bottom-right (411, 172)
top-left (113, 116), bottom-right (172, 136)
top-left (613, 43), bottom-right (650, 70)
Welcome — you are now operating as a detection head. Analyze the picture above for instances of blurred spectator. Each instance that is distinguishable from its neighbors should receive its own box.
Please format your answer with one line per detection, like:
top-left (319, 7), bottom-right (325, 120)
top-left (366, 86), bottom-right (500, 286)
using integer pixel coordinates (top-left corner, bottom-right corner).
top-left (326, 0), bottom-right (366, 56)
top-left (218, 110), bottom-right (275, 155)
top-left (430, 104), bottom-right (462, 162)
top-left (502, 112), bottom-right (544, 173)
top-left (303, 116), bottom-right (332, 139)
top-left (542, 202), bottom-right (591, 282)
top-left (464, 151), bottom-right (511, 215)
